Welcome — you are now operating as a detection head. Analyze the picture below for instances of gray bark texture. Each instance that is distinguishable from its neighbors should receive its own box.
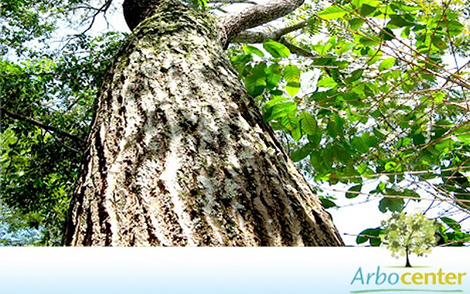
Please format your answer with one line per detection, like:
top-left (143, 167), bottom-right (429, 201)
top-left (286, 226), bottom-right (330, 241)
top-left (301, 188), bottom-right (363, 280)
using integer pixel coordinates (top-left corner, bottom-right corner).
top-left (220, 0), bottom-right (305, 46)
top-left (64, 0), bottom-right (344, 246)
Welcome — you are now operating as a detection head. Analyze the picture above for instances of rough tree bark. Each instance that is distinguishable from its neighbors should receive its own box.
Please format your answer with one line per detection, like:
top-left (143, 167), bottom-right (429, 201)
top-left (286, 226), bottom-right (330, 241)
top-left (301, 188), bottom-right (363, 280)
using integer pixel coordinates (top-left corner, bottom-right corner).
top-left (63, 0), bottom-right (344, 246)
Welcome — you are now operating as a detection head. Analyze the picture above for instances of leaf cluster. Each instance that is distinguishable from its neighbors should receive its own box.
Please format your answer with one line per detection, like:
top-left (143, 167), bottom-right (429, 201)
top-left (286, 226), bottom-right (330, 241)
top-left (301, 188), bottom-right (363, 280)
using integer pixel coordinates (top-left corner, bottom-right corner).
top-left (380, 213), bottom-right (436, 259)
top-left (230, 0), bottom-right (470, 244)
top-left (1, 12), bottom-right (124, 244)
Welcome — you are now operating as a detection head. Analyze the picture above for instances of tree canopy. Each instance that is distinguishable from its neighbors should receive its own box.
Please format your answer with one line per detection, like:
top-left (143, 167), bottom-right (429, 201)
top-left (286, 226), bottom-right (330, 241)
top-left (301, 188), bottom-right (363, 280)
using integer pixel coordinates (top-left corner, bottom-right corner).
top-left (1, 0), bottom-right (469, 246)
top-left (381, 212), bottom-right (436, 267)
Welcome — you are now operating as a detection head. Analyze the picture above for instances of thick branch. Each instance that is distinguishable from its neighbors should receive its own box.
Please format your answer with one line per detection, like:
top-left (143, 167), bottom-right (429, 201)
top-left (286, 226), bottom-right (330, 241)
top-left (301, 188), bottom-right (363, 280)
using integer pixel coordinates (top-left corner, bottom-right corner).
top-left (0, 107), bottom-right (84, 145)
top-left (209, 0), bottom-right (257, 4)
top-left (233, 20), bottom-right (313, 57)
top-left (220, 0), bottom-right (304, 46)
top-left (276, 20), bottom-right (308, 36)
top-left (233, 19), bottom-right (308, 42)
top-left (232, 30), bottom-right (270, 43)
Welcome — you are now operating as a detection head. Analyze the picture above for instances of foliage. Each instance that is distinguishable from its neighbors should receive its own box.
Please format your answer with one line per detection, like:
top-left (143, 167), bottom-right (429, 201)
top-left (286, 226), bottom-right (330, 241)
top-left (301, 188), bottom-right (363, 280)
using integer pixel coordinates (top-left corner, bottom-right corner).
top-left (380, 212), bottom-right (436, 267)
top-left (1, 0), bottom-right (125, 244)
top-left (435, 215), bottom-right (470, 246)
top-left (230, 0), bottom-right (470, 246)
top-left (190, 0), bottom-right (207, 10)
top-left (0, 201), bottom-right (43, 246)
top-left (356, 226), bottom-right (384, 246)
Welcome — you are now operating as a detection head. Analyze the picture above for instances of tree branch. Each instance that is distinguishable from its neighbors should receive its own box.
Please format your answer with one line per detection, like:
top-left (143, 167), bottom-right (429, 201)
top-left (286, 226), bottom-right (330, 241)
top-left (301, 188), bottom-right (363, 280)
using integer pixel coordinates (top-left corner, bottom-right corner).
top-left (209, 0), bottom-right (257, 4)
top-left (233, 19), bottom-right (308, 42)
top-left (79, 0), bottom-right (114, 35)
top-left (232, 20), bottom-right (314, 57)
top-left (276, 20), bottom-right (308, 37)
top-left (220, 0), bottom-right (305, 46)
top-left (0, 107), bottom-right (85, 145)
top-left (232, 30), bottom-right (269, 43)
top-left (279, 37), bottom-right (314, 57)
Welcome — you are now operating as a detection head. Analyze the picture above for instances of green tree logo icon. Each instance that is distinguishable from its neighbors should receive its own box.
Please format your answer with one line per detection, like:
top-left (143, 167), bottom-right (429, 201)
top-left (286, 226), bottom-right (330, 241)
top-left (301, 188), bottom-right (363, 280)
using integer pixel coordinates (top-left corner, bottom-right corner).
top-left (381, 213), bottom-right (437, 268)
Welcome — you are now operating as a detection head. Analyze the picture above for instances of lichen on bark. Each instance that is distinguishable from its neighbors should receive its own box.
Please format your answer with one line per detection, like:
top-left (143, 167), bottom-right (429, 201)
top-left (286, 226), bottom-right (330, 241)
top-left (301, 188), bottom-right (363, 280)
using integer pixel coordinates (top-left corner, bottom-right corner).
top-left (64, 0), bottom-right (343, 246)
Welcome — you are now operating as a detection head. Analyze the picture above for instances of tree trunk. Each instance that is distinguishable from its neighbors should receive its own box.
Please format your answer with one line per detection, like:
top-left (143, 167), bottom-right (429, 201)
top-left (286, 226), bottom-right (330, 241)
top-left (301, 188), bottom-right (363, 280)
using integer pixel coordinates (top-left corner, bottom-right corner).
top-left (405, 247), bottom-right (412, 267)
top-left (63, 0), bottom-right (343, 246)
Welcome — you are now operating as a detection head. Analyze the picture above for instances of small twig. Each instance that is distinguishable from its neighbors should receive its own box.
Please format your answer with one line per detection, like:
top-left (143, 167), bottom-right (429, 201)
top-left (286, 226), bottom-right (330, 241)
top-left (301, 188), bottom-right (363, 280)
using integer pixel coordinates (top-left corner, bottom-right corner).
top-left (78, 0), bottom-right (114, 36)
top-left (1, 107), bottom-right (85, 145)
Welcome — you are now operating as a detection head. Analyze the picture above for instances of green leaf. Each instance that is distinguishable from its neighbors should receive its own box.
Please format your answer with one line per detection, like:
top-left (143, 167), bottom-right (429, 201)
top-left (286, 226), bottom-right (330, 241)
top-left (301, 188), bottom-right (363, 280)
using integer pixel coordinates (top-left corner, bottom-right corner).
top-left (335, 42), bottom-right (356, 55)
top-left (396, 137), bottom-right (412, 148)
top-left (360, 4), bottom-right (376, 16)
top-left (379, 197), bottom-right (405, 213)
top-left (321, 147), bottom-right (334, 169)
top-left (379, 57), bottom-right (395, 71)
top-left (366, 50), bottom-right (383, 65)
top-left (308, 133), bottom-right (322, 148)
top-left (244, 63), bottom-right (266, 96)
top-left (373, 128), bottom-right (387, 140)
top-left (284, 64), bottom-right (301, 82)
top-left (191, 0), bottom-right (204, 9)
top-left (231, 54), bottom-right (253, 75)
top-left (388, 14), bottom-right (414, 28)
top-left (266, 64), bottom-right (283, 90)
top-left (384, 161), bottom-right (396, 171)
top-left (291, 122), bottom-right (302, 141)
top-left (440, 217), bottom-right (461, 231)
top-left (359, 36), bottom-right (381, 47)
top-left (263, 97), bottom-right (289, 121)
top-left (370, 236), bottom-right (382, 246)
top-left (412, 133), bottom-right (425, 145)
top-left (349, 18), bottom-right (365, 30)
top-left (348, 69), bottom-right (364, 82)
top-left (300, 111), bottom-right (317, 135)
top-left (379, 27), bottom-right (396, 41)
top-left (310, 153), bottom-right (325, 172)
top-left (320, 197), bottom-right (337, 209)
top-left (362, 133), bottom-right (378, 147)
top-left (346, 184), bottom-right (362, 199)
top-left (242, 45), bottom-right (265, 57)
top-left (284, 65), bottom-right (301, 96)
top-left (264, 101), bottom-right (297, 122)
top-left (351, 136), bottom-right (370, 153)
top-left (264, 96), bottom-right (289, 109)
top-left (435, 139), bottom-right (453, 152)
top-left (357, 227), bottom-right (383, 246)
top-left (446, 231), bottom-right (470, 246)
top-left (286, 82), bottom-right (300, 97)
top-left (327, 114), bottom-right (344, 138)
top-left (352, 0), bottom-right (380, 8)
top-left (356, 233), bottom-right (369, 245)
top-left (263, 39), bottom-right (290, 58)
top-left (446, 20), bottom-right (464, 37)
top-left (317, 77), bottom-right (337, 88)
top-left (317, 6), bottom-right (348, 20)
top-left (402, 189), bottom-right (421, 200)
top-left (457, 133), bottom-right (470, 144)
top-left (432, 35), bottom-right (448, 50)
top-left (335, 144), bottom-right (353, 164)
top-left (291, 143), bottom-right (314, 162)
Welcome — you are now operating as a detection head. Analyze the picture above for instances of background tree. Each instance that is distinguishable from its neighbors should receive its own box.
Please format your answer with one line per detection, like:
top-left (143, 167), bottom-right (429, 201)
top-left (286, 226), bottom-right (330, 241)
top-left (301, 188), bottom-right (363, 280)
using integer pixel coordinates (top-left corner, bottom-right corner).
top-left (1, 0), bottom-right (469, 245)
top-left (1, 0), bottom-right (125, 244)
